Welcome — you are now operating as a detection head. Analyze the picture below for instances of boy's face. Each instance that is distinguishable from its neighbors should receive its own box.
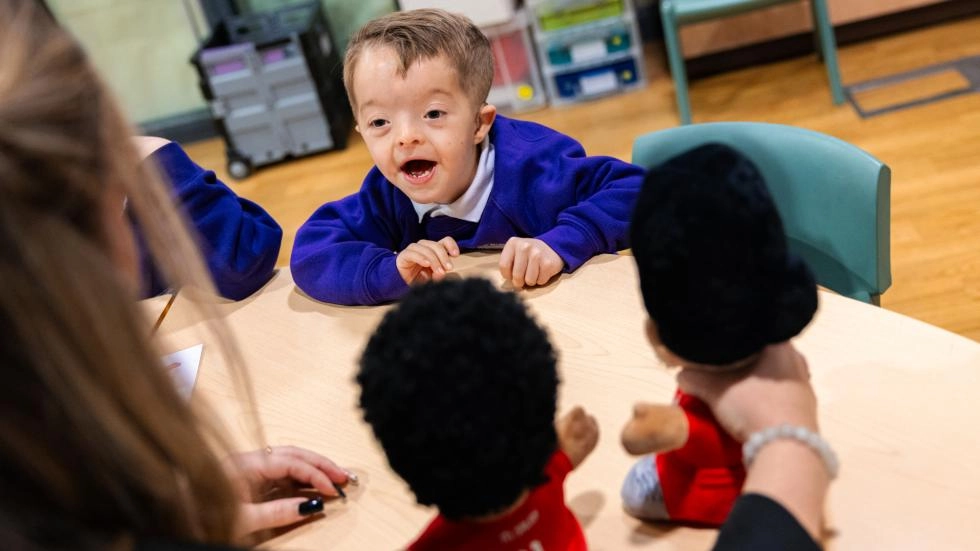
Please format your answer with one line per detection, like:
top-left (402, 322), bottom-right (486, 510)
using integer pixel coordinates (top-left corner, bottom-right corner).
top-left (352, 46), bottom-right (496, 205)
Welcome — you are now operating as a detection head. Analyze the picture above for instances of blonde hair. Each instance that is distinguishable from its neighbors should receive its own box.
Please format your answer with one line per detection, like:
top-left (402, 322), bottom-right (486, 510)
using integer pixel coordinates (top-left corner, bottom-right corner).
top-left (343, 8), bottom-right (494, 110)
top-left (0, 2), bottom-right (261, 546)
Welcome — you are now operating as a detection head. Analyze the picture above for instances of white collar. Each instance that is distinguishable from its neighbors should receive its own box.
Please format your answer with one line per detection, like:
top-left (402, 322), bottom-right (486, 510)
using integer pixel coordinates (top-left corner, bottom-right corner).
top-left (412, 137), bottom-right (495, 223)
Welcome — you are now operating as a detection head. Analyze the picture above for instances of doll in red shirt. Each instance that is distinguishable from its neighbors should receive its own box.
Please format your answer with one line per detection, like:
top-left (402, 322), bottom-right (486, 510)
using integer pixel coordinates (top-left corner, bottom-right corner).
top-left (357, 278), bottom-right (599, 550)
top-left (620, 144), bottom-right (818, 526)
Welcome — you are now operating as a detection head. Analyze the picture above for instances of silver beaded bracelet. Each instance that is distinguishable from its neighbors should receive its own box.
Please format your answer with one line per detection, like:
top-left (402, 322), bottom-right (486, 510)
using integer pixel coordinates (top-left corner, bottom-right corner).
top-left (742, 424), bottom-right (839, 480)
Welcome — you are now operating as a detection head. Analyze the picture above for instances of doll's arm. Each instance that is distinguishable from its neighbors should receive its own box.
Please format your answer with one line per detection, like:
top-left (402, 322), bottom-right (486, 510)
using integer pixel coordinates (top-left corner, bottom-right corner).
top-left (556, 406), bottom-right (599, 469)
top-left (621, 402), bottom-right (689, 455)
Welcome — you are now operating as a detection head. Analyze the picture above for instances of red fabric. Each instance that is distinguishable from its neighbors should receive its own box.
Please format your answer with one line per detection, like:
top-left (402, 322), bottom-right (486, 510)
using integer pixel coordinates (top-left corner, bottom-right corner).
top-left (655, 390), bottom-right (746, 526)
top-left (409, 450), bottom-right (587, 551)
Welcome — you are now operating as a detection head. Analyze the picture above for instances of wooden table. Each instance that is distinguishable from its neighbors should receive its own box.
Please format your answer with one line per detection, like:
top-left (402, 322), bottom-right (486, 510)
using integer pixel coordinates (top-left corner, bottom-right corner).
top-left (156, 253), bottom-right (980, 550)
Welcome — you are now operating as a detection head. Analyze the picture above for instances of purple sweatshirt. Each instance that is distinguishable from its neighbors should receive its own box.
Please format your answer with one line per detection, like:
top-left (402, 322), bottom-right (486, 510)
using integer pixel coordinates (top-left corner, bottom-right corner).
top-left (291, 115), bottom-right (643, 305)
top-left (140, 142), bottom-right (282, 300)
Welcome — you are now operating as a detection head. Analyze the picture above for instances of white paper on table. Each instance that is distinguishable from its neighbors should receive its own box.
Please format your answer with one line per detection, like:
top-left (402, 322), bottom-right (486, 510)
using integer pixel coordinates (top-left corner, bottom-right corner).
top-left (162, 344), bottom-right (203, 400)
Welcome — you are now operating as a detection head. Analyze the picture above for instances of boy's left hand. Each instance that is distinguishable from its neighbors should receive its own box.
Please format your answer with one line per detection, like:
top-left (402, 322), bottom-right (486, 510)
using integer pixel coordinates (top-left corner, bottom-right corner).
top-left (557, 406), bottom-right (599, 469)
top-left (499, 237), bottom-right (564, 289)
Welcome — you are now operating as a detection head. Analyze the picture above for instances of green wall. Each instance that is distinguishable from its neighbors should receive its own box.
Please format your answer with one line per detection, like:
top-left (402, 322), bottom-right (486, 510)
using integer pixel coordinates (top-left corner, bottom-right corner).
top-left (50, 0), bottom-right (394, 126)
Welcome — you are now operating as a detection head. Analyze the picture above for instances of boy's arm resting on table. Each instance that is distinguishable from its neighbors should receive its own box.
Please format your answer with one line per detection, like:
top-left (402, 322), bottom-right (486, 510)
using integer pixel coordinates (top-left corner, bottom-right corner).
top-left (556, 406), bottom-right (599, 469)
top-left (155, 143), bottom-right (282, 300)
top-left (290, 188), bottom-right (409, 306)
top-left (144, 141), bottom-right (283, 300)
top-left (533, 140), bottom-right (644, 272)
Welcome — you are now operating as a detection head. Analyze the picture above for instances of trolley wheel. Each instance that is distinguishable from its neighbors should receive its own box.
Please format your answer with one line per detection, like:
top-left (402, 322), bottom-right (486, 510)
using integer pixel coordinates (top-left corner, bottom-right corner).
top-left (227, 157), bottom-right (252, 180)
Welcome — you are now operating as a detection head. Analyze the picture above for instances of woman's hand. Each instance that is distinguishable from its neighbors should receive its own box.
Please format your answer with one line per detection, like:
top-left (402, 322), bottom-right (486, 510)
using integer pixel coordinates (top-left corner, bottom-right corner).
top-left (226, 445), bottom-right (355, 538)
top-left (676, 342), bottom-right (817, 441)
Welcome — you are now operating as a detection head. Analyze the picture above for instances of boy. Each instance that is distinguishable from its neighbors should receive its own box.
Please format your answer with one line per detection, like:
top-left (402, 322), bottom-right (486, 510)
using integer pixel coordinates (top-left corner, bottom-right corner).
top-left (357, 278), bottom-right (599, 550)
top-left (620, 144), bottom-right (819, 526)
top-left (291, 9), bottom-right (643, 305)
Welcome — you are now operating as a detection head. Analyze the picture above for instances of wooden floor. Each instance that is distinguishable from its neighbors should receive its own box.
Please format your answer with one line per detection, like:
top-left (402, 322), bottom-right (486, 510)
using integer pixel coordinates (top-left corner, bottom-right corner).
top-left (184, 16), bottom-right (980, 342)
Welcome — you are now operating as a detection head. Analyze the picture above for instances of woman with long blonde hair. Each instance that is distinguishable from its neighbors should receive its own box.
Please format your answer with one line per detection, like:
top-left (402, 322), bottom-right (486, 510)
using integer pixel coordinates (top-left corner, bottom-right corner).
top-left (0, 1), bottom-right (349, 548)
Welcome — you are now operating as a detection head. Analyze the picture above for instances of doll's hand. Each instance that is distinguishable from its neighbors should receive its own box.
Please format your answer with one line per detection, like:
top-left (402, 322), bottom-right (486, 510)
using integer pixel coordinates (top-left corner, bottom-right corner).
top-left (396, 236), bottom-right (460, 285)
top-left (557, 406), bottom-right (599, 469)
top-left (621, 402), bottom-right (688, 455)
top-left (499, 237), bottom-right (564, 289)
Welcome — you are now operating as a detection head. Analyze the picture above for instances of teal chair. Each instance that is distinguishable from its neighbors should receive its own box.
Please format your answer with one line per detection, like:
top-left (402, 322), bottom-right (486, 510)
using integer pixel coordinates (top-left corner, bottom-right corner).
top-left (660, 0), bottom-right (845, 124)
top-left (632, 122), bottom-right (891, 304)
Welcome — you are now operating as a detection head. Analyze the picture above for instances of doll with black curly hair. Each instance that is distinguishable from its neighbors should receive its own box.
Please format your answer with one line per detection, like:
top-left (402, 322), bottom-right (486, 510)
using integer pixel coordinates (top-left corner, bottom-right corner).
top-left (620, 143), bottom-right (818, 527)
top-left (358, 278), bottom-right (599, 550)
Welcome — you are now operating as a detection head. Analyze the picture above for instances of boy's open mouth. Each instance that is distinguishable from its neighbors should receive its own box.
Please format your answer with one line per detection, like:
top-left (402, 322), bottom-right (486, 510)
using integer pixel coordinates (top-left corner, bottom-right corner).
top-left (401, 159), bottom-right (436, 182)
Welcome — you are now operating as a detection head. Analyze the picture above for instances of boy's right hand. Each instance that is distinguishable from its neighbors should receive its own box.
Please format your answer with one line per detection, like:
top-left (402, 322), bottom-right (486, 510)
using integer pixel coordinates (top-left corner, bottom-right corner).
top-left (396, 236), bottom-right (460, 285)
top-left (557, 406), bottom-right (599, 469)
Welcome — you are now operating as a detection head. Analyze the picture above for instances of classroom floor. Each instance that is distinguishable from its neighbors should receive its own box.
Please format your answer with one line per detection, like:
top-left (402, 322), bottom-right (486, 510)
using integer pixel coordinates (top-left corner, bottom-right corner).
top-left (184, 15), bottom-right (980, 343)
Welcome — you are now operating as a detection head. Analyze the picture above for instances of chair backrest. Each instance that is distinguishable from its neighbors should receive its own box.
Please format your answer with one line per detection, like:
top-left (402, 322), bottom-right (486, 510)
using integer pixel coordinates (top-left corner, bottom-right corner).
top-left (632, 122), bottom-right (891, 303)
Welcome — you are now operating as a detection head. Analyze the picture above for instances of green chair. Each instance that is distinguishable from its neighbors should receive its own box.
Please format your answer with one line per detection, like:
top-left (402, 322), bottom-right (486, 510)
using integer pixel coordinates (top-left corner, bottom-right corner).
top-left (660, 0), bottom-right (845, 124)
top-left (632, 122), bottom-right (891, 304)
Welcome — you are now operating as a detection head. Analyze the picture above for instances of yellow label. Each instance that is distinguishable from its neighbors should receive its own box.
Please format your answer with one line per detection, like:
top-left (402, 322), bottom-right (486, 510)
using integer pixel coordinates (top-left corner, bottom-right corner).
top-left (517, 85), bottom-right (535, 101)
top-left (622, 70), bottom-right (633, 81)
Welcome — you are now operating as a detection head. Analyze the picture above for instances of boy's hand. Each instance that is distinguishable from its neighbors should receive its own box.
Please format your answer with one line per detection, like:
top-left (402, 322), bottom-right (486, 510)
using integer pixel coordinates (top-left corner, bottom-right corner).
top-left (499, 237), bottom-right (564, 289)
top-left (557, 406), bottom-right (599, 469)
top-left (621, 402), bottom-right (688, 455)
top-left (396, 237), bottom-right (460, 285)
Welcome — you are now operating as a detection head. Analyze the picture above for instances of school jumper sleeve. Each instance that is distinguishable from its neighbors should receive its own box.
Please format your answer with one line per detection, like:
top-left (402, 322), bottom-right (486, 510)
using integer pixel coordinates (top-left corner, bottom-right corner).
top-left (490, 116), bottom-right (644, 272)
top-left (290, 169), bottom-right (413, 305)
top-left (145, 143), bottom-right (282, 300)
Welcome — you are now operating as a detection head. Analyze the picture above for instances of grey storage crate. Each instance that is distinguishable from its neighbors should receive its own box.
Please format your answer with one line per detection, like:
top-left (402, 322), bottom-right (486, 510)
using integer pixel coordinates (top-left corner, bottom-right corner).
top-left (192, 2), bottom-right (351, 179)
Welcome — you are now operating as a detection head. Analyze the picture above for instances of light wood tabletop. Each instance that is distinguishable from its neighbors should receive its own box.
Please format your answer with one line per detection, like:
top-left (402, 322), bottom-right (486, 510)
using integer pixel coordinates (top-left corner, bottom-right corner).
top-left (155, 253), bottom-right (980, 550)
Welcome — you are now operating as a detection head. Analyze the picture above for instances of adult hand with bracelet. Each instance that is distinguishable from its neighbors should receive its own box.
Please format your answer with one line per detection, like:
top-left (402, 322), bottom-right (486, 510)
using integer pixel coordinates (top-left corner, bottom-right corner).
top-left (677, 341), bottom-right (833, 545)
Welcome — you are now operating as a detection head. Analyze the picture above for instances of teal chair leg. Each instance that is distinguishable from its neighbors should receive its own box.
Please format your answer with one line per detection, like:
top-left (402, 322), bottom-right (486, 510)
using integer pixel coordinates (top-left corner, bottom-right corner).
top-left (810, 0), bottom-right (845, 105)
top-left (660, 1), bottom-right (692, 124)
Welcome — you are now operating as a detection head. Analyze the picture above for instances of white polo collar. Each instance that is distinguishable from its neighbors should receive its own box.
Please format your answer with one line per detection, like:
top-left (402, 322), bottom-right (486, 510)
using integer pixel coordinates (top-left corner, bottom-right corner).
top-left (412, 137), bottom-right (495, 223)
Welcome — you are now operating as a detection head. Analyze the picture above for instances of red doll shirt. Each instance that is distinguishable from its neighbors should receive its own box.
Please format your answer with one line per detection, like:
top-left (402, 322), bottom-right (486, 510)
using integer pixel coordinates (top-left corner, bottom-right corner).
top-left (408, 450), bottom-right (587, 551)
top-left (655, 390), bottom-right (746, 526)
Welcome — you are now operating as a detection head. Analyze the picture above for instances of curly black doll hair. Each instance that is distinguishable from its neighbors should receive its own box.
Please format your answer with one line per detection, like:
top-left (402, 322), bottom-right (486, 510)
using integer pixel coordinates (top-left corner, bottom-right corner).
top-left (357, 277), bottom-right (559, 520)
top-left (630, 143), bottom-right (817, 366)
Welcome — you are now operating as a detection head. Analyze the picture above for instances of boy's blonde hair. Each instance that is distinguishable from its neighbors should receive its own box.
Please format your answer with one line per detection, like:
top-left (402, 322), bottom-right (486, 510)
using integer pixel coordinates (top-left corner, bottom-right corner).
top-left (343, 9), bottom-right (494, 110)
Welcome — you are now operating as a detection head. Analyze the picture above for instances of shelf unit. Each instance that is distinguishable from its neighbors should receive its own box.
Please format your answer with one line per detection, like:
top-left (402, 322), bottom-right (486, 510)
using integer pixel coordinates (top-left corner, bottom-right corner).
top-left (484, 9), bottom-right (548, 113)
top-left (528, 0), bottom-right (646, 105)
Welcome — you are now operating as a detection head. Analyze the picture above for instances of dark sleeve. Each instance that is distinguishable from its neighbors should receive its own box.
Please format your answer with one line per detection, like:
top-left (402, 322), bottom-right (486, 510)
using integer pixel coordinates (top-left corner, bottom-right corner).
top-left (147, 142), bottom-right (283, 300)
top-left (290, 170), bottom-right (410, 305)
top-left (713, 493), bottom-right (821, 551)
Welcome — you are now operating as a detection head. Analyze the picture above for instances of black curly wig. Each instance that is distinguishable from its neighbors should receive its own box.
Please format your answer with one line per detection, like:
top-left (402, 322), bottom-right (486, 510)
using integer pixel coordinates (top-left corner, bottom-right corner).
top-left (357, 278), bottom-right (559, 520)
top-left (630, 143), bottom-right (817, 365)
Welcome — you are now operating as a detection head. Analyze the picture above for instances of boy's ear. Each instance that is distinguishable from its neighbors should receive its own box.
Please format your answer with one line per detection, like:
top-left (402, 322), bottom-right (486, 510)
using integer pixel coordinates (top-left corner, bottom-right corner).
top-left (473, 103), bottom-right (496, 143)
